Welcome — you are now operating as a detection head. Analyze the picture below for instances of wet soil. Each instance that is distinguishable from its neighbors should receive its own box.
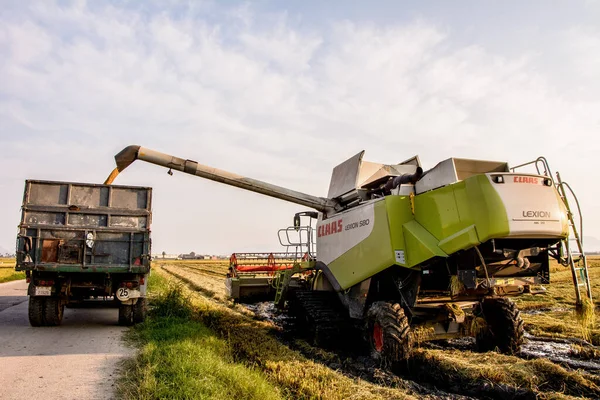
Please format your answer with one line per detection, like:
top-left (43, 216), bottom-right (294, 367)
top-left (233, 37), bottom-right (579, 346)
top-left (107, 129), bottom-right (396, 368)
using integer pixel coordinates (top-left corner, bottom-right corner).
top-left (241, 300), bottom-right (600, 399)
top-left (521, 307), bottom-right (570, 315)
top-left (421, 333), bottom-right (600, 374)
top-left (242, 302), bottom-right (475, 399)
top-left (521, 334), bottom-right (600, 372)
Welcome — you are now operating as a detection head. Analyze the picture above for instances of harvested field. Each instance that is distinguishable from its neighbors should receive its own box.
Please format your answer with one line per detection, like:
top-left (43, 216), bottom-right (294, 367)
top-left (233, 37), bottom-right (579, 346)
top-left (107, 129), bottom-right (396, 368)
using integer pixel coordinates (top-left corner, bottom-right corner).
top-left (512, 257), bottom-right (600, 345)
top-left (161, 263), bottom-right (229, 301)
top-left (0, 258), bottom-right (23, 283)
top-left (149, 258), bottom-right (600, 399)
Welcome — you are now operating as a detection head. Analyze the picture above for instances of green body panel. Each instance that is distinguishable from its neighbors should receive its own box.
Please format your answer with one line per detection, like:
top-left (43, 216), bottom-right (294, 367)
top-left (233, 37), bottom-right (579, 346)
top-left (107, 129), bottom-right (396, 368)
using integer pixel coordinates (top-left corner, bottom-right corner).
top-left (413, 176), bottom-right (510, 247)
top-left (385, 195), bottom-right (413, 257)
top-left (324, 173), bottom-right (564, 290)
top-left (402, 220), bottom-right (447, 267)
top-left (462, 175), bottom-right (510, 242)
top-left (438, 224), bottom-right (478, 254)
top-left (327, 200), bottom-right (396, 289)
top-left (413, 177), bottom-right (509, 245)
top-left (414, 184), bottom-right (463, 240)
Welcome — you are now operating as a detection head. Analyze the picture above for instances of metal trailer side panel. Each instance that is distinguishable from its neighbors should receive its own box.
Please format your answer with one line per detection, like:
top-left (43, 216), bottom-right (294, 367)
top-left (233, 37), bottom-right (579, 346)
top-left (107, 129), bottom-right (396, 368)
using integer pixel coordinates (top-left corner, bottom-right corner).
top-left (16, 180), bottom-right (152, 273)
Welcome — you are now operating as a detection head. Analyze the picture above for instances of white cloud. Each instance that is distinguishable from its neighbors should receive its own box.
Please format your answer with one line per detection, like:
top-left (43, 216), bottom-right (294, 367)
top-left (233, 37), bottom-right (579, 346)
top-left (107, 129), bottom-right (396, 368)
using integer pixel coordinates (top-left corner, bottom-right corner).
top-left (0, 1), bottom-right (599, 254)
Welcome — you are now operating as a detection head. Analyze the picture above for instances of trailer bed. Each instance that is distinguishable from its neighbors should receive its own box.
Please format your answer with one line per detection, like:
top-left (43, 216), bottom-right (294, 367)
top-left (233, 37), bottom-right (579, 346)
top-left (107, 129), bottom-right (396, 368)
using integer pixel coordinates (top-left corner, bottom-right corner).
top-left (16, 180), bottom-right (152, 273)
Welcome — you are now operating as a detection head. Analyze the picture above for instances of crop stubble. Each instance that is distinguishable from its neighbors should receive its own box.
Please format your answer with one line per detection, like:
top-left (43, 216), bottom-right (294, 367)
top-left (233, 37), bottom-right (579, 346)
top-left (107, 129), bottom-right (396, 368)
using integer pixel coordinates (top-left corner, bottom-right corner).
top-left (152, 258), bottom-right (600, 399)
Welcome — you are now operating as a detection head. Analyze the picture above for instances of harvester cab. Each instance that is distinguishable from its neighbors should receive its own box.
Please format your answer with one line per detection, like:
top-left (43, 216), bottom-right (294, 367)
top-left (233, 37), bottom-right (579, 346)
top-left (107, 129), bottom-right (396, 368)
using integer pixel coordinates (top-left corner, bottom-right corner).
top-left (106, 145), bottom-right (592, 364)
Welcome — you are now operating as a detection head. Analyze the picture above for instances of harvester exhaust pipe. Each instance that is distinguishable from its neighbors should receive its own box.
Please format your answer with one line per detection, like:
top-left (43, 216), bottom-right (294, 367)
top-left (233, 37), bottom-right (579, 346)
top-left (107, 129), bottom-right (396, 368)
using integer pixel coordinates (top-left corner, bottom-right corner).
top-left (105, 145), bottom-right (339, 214)
top-left (383, 167), bottom-right (424, 192)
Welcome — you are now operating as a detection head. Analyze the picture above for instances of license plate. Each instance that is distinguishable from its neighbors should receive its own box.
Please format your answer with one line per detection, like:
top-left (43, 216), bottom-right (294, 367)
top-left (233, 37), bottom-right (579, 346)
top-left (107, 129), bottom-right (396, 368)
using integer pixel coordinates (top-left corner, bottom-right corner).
top-left (35, 286), bottom-right (52, 296)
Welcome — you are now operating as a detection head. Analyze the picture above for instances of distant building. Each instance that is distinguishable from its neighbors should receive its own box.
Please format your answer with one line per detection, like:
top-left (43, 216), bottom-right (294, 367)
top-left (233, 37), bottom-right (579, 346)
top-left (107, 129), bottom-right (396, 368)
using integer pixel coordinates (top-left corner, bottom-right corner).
top-left (151, 253), bottom-right (179, 260)
top-left (179, 252), bottom-right (205, 260)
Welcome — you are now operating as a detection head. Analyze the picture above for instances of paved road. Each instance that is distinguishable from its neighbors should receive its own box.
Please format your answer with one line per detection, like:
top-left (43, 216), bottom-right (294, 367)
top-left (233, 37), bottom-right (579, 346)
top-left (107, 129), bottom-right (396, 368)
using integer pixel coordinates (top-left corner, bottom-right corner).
top-left (0, 280), bottom-right (133, 400)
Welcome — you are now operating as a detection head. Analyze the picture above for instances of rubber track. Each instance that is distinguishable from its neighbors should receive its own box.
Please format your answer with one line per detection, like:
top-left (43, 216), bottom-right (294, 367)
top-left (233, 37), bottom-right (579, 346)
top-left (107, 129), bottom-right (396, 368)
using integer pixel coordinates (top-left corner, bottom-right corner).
top-left (290, 290), bottom-right (352, 347)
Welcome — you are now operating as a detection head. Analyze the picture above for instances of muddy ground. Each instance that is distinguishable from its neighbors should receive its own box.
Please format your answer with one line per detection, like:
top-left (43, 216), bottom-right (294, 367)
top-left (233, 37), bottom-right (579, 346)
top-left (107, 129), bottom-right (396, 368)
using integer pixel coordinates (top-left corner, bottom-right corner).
top-left (155, 259), bottom-right (600, 399)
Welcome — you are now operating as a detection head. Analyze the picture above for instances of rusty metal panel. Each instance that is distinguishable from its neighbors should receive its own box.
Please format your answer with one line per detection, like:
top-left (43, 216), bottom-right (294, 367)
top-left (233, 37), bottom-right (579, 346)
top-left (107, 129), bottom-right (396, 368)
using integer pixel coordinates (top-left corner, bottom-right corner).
top-left (24, 211), bottom-right (66, 226)
top-left (110, 187), bottom-right (149, 210)
top-left (17, 180), bottom-right (152, 272)
top-left (110, 216), bottom-right (147, 229)
top-left (28, 182), bottom-right (69, 206)
top-left (70, 185), bottom-right (110, 207)
top-left (67, 214), bottom-right (108, 227)
top-left (41, 240), bottom-right (60, 262)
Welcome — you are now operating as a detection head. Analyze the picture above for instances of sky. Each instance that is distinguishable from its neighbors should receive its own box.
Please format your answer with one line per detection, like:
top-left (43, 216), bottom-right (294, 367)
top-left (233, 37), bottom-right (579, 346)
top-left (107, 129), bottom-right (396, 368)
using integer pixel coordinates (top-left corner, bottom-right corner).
top-left (1, 0), bottom-right (599, 255)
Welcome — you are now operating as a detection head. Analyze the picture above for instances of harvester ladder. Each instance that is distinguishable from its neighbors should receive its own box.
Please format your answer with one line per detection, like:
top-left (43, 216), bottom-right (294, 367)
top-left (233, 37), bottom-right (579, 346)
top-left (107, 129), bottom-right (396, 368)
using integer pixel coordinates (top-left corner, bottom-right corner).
top-left (555, 171), bottom-right (592, 306)
top-left (511, 157), bottom-right (592, 306)
top-left (273, 267), bottom-right (297, 308)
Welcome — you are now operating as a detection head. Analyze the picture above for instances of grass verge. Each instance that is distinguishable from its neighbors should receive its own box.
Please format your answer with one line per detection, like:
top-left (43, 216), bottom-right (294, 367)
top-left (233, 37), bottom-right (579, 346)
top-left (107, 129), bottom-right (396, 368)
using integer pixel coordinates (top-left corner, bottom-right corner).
top-left (144, 266), bottom-right (418, 400)
top-left (118, 271), bottom-right (284, 400)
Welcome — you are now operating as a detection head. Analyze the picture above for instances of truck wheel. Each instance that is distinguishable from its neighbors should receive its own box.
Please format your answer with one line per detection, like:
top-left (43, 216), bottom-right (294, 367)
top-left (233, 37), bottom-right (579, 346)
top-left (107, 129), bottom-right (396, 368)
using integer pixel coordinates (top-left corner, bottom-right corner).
top-left (367, 301), bottom-right (412, 365)
top-left (118, 304), bottom-right (133, 326)
top-left (133, 298), bottom-right (147, 324)
top-left (29, 297), bottom-right (46, 327)
top-left (44, 297), bottom-right (64, 326)
top-left (475, 297), bottom-right (524, 355)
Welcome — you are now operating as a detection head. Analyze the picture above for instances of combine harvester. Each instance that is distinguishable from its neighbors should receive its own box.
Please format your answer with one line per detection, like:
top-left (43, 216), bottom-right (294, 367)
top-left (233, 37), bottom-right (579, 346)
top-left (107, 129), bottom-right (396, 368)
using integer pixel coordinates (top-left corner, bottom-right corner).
top-left (106, 145), bottom-right (592, 363)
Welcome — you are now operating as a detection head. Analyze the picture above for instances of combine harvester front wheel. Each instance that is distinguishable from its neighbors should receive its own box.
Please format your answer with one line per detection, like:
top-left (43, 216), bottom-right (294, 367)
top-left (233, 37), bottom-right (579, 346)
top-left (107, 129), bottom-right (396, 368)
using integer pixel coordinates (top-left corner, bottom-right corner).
top-left (367, 302), bottom-right (412, 364)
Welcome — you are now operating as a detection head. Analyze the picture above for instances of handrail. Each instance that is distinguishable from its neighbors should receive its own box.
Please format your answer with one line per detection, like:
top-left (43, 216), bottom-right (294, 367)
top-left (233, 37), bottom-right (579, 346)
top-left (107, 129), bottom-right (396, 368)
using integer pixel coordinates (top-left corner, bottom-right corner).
top-left (277, 226), bottom-right (316, 258)
top-left (510, 156), bottom-right (554, 183)
top-left (556, 178), bottom-right (584, 250)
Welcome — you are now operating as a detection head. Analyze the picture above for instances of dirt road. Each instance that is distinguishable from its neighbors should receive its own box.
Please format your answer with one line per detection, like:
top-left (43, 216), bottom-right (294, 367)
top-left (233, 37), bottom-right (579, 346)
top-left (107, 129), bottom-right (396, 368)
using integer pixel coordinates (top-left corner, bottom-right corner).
top-left (0, 280), bottom-right (133, 400)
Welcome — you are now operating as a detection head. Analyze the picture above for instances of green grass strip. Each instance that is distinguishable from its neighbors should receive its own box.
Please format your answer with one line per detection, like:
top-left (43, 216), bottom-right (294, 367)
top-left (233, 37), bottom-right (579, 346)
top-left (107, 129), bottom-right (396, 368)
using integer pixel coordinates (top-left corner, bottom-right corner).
top-left (118, 271), bottom-right (283, 400)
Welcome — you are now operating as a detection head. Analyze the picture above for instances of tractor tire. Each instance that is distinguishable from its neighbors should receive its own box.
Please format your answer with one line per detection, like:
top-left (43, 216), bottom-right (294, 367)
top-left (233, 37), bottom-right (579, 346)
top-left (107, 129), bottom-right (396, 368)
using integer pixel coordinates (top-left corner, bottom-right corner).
top-left (475, 297), bottom-right (524, 355)
top-left (44, 297), bottom-right (64, 326)
top-left (28, 297), bottom-right (46, 327)
top-left (132, 298), bottom-right (147, 324)
top-left (118, 304), bottom-right (133, 326)
top-left (367, 301), bottom-right (412, 365)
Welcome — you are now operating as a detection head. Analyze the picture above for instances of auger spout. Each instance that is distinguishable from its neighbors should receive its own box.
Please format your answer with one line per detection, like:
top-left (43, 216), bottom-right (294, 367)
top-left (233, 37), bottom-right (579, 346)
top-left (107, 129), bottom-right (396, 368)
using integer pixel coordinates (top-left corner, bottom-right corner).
top-left (105, 145), bottom-right (339, 214)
